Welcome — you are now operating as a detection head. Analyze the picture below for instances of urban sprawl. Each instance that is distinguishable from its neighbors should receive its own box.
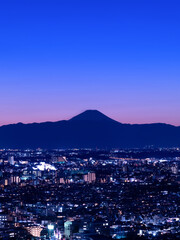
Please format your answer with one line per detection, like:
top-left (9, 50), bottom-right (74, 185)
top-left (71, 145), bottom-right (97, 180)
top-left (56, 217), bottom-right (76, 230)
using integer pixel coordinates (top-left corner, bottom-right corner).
top-left (0, 148), bottom-right (179, 239)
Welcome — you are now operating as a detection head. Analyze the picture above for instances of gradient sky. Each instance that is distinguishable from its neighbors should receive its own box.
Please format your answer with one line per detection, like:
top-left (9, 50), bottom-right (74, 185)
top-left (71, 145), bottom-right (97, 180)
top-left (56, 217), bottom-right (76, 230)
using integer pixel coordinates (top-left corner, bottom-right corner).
top-left (0, 0), bottom-right (180, 126)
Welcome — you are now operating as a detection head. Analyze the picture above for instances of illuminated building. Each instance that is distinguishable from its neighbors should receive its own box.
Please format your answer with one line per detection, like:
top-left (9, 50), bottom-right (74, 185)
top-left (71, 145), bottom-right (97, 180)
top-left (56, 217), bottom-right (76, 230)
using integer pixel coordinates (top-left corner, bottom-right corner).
top-left (25, 225), bottom-right (43, 238)
top-left (83, 172), bottom-right (96, 183)
top-left (64, 221), bottom-right (73, 239)
top-left (8, 156), bottom-right (15, 165)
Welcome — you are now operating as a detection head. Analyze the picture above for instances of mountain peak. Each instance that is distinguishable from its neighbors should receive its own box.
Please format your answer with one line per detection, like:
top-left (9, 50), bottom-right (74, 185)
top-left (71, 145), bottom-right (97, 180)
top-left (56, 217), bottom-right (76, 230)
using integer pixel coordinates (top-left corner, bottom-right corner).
top-left (69, 110), bottom-right (116, 122)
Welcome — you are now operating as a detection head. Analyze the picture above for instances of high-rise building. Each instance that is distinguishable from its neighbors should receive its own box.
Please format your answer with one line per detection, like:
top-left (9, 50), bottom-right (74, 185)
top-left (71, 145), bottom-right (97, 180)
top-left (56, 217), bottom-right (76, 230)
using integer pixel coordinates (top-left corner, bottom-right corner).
top-left (64, 221), bottom-right (73, 239)
top-left (171, 164), bottom-right (178, 174)
top-left (84, 172), bottom-right (96, 183)
top-left (10, 176), bottom-right (21, 184)
top-left (8, 156), bottom-right (15, 165)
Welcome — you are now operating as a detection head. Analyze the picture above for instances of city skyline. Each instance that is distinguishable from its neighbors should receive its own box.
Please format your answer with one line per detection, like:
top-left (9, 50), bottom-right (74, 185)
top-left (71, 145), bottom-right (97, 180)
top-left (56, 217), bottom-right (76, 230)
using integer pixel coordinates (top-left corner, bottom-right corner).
top-left (1, 0), bottom-right (180, 126)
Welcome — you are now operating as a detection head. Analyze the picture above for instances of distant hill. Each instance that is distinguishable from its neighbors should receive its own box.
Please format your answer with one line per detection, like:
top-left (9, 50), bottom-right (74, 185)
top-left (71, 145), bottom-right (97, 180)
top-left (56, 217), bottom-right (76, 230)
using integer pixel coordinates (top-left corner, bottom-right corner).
top-left (0, 110), bottom-right (180, 149)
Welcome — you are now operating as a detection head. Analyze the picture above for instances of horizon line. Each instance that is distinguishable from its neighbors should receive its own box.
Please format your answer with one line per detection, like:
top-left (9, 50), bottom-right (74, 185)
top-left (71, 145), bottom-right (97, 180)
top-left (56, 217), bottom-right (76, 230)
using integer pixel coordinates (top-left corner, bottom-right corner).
top-left (0, 109), bottom-right (179, 127)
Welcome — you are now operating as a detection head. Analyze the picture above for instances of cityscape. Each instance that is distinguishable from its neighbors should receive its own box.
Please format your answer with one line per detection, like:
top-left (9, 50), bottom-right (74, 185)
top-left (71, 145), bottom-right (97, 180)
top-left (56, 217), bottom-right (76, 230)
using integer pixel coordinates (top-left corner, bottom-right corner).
top-left (1, 0), bottom-right (180, 239)
top-left (0, 148), bottom-right (179, 239)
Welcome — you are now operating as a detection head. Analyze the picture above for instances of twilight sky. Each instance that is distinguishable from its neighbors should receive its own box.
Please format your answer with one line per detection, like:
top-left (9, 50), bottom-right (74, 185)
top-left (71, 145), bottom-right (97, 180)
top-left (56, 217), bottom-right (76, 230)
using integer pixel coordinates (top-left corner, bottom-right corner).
top-left (0, 0), bottom-right (180, 126)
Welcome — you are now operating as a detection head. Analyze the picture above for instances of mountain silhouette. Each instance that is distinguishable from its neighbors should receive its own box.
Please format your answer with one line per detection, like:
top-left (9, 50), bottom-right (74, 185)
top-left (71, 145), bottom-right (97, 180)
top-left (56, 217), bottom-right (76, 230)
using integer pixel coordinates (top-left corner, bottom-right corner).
top-left (69, 110), bottom-right (118, 122)
top-left (0, 110), bottom-right (180, 149)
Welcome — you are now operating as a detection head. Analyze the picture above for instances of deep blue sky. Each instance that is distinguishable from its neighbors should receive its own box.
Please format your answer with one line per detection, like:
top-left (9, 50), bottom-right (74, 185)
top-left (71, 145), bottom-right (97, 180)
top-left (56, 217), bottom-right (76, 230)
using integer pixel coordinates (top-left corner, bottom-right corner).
top-left (0, 0), bottom-right (180, 125)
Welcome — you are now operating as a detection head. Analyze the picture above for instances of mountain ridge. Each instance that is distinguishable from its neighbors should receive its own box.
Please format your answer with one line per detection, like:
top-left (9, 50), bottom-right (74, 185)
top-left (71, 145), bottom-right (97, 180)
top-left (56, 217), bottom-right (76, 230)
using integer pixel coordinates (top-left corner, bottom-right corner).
top-left (0, 110), bottom-right (180, 149)
top-left (1, 110), bottom-right (178, 127)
